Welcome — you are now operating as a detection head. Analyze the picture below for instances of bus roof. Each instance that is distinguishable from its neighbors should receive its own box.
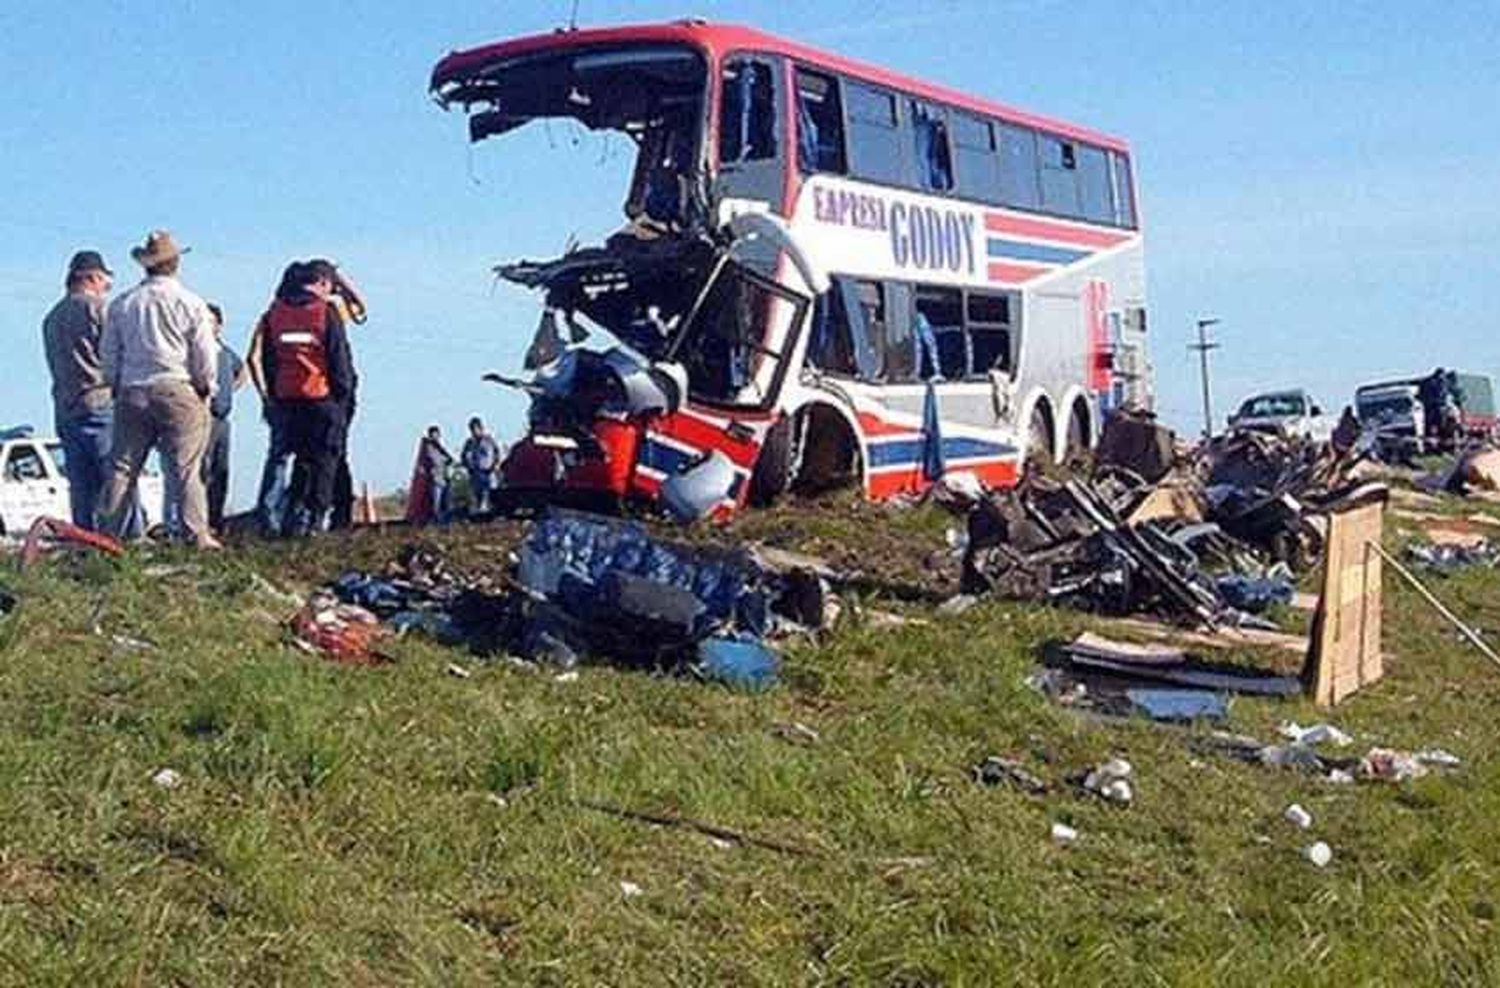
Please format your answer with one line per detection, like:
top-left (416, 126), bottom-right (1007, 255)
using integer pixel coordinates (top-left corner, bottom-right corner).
top-left (431, 20), bottom-right (1130, 153)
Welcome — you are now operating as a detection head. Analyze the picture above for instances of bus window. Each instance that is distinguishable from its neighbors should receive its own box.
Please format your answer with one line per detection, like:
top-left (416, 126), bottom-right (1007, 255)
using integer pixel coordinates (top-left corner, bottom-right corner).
top-left (795, 68), bottom-right (846, 174)
top-left (953, 112), bottom-right (1000, 202)
top-left (873, 282), bottom-right (917, 382)
top-left (1044, 136), bottom-right (1080, 217)
top-left (910, 101), bottom-right (954, 193)
top-left (1039, 135), bottom-right (1081, 217)
top-left (915, 287), bottom-right (965, 380)
top-left (845, 81), bottom-right (905, 187)
top-left (719, 60), bottom-right (778, 164)
top-left (1078, 144), bottom-right (1113, 225)
top-left (1109, 151), bottom-right (1136, 228)
top-left (967, 291), bottom-right (1015, 375)
top-left (998, 124), bottom-right (1041, 210)
top-left (675, 263), bottom-right (805, 409)
top-left (808, 286), bottom-right (858, 377)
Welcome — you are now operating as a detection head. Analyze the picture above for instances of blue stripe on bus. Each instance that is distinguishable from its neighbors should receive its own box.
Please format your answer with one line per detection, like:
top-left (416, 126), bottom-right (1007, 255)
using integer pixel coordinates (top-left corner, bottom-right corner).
top-left (867, 436), bottom-right (1016, 468)
top-left (640, 438), bottom-right (746, 499)
top-left (985, 238), bottom-right (1090, 266)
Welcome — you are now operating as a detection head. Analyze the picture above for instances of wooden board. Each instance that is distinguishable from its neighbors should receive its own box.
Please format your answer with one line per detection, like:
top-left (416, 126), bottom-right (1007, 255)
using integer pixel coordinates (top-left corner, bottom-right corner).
top-left (1308, 498), bottom-right (1385, 706)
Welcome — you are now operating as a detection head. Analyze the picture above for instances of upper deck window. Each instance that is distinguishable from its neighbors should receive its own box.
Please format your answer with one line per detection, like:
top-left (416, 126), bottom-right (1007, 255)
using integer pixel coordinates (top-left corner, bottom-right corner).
top-left (795, 68), bottom-right (846, 175)
top-left (1077, 144), bottom-right (1113, 225)
top-left (1109, 151), bottom-right (1136, 228)
top-left (910, 101), bottom-right (954, 193)
top-left (845, 82), bottom-right (905, 187)
top-left (998, 125), bottom-right (1041, 211)
top-left (719, 60), bottom-right (778, 164)
top-left (1039, 136), bottom-right (1081, 217)
top-left (953, 112), bottom-right (1000, 202)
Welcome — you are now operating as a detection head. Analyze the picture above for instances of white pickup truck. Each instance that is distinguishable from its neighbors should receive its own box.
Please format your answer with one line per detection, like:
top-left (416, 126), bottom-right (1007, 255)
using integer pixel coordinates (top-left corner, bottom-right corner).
top-left (1227, 389), bottom-right (1335, 443)
top-left (0, 428), bottom-right (164, 538)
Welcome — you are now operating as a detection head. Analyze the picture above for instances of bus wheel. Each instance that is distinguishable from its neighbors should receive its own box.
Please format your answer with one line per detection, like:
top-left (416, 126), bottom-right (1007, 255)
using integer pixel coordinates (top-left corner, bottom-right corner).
top-left (749, 417), bottom-right (795, 507)
top-left (1065, 402), bottom-right (1092, 464)
top-left (795, 406), bottom-right (859, 495)
top-left (1026, 404), bottom-right (1054, 472)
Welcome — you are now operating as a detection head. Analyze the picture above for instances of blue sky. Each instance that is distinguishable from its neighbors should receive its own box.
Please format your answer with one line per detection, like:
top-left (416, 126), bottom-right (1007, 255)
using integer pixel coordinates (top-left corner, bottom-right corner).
top-left (3, 1), bottom-right (1497, 500)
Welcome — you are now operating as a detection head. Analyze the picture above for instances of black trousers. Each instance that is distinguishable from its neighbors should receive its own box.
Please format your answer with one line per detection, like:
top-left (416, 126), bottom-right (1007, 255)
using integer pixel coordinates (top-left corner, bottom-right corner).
top-left (282, 400), bottom-right (345, 529)
top-left (203, 416), bottom-right (232, 530)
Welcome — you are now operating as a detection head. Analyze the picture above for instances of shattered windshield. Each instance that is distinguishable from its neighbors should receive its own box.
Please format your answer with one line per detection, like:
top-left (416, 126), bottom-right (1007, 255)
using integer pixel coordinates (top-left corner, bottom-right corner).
top-left (671, 263), bottom-right (806, 410)
top-left (438, 44), bottom-right (708, 228)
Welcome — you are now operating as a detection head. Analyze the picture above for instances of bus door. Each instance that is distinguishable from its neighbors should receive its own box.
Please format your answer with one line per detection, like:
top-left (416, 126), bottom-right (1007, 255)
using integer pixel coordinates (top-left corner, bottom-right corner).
top-left (713, 56), bottom-right (788, 215)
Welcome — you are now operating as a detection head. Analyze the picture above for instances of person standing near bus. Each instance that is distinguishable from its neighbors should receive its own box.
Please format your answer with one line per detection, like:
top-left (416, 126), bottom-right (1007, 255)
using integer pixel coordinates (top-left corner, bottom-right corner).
top-left (41, 250), bottom-right (116, 530)
top-left (305, 259), bottom-right (366, 529)
top-left (204, 303), bottom-right (245, 532)
top-left (460, 416), bottom-right (503, 516)
top-left (97, 230), bottom-right (220, 549)
top-left (246, 263), bottom-right (302, 535)
top-left (258, 262), bottom-right (355, 537)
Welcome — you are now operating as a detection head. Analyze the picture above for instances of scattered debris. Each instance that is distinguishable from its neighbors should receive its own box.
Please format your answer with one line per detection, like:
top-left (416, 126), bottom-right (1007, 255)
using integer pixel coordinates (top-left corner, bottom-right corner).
top-left (1081, 758), bottom-right (1134, 805)
top-left (972, 756), bottom-right (1050, 795)
top-left (1278, 721), bottom-right (1353, 748)
top-left (1050, 822), bottom-right (1080, 845)
top-left (553, 670), bottom-right (580, 683)
top-left (696, 637), bottom-right (779, 691)
top-left (1284, 803), bottom-right (1314, 830)
top-left (150, 768), bottom-right (182, 790)
top-left (1126, 688), bottom-right (1228, 723)
top-left (1051, 634), bottom-right (1302, 698)
top-left (576, 798), bottom-right (815, 856)
top-left (446, 662), bottom-right (473, 679)
top-left (771, 721), bottom-right (820, 746)
top-left (618, 881), bottom-right (644, 899)
top-left (1405, 540), bottom-right (1500, 573)
top-left (19, 516), bottom-right (124, 570)
top-left (1359, 748), bottom-right (1436, 783)
top-left (290, 594), bottom-right (393, 666)
top-left (937, 594), bottom-right (979, 616)
top-left (1303, 841), bottom-right (1333, 868)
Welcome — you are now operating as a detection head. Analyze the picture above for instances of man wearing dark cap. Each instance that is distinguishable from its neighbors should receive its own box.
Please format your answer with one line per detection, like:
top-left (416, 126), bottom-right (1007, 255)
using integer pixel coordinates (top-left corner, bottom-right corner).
top-left (41, 250), bottom-right (117, 529)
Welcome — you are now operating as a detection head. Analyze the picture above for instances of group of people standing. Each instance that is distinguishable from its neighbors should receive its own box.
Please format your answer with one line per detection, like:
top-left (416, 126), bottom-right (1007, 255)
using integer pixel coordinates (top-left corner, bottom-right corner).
top-left (40, 230), bottom-right (367, 547)
top-left (408, 417), bottom-right (506, 524)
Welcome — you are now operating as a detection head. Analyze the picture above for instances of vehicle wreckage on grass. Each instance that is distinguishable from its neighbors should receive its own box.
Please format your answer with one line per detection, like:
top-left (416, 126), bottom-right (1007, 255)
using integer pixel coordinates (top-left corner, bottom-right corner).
top-left (430, 21), bottom-right (1152, 517)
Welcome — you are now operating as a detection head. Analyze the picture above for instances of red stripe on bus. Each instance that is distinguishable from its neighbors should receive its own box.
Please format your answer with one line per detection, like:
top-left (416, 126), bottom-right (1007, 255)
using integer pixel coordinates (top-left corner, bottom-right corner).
top-left (857, 412), bottom-right (920, 438)
top-left (867, 460), bottom-right (1020, 500)
top-left (652, 412), bottom-right (761, 470)
top-left (987, 261), bottom-right (1051, 284)
top-left (984, 213), bottom-right (1133, 249)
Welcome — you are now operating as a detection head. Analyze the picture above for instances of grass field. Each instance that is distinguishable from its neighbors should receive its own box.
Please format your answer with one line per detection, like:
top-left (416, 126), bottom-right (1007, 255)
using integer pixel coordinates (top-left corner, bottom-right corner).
top-left (0, 492), bottom-right (1497, 986)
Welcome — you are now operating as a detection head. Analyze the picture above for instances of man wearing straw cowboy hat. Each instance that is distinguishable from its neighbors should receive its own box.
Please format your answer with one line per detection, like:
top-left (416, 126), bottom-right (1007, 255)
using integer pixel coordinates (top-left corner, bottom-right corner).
top-left (98, 230), bottom-right (221, 549)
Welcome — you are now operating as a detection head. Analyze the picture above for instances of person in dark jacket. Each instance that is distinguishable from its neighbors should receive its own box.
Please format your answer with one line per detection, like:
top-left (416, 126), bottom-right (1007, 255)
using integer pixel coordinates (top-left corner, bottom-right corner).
top-left (258, 263), bottom-right (355, 536)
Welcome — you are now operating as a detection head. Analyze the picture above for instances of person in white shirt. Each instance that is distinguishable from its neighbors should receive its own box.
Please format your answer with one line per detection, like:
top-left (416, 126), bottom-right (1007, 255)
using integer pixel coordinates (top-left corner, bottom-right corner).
top-left (97, 230), bottom-right (221, 549)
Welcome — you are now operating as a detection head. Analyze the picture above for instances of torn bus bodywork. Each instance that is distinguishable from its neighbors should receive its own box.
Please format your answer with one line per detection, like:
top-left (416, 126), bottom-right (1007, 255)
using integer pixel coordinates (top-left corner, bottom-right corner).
top-left (431, 29), bottom-right (831, 517)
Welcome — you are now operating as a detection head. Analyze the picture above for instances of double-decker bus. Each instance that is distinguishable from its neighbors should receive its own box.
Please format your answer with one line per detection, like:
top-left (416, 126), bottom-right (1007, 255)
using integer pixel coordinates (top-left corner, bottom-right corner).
top-left (431, 20), bottom-right (1149, 511)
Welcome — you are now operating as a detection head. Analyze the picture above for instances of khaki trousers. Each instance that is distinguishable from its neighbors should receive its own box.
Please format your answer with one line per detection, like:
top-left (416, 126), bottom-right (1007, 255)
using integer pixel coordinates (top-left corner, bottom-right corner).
top-left (99, 382), bottom-right (211, 542)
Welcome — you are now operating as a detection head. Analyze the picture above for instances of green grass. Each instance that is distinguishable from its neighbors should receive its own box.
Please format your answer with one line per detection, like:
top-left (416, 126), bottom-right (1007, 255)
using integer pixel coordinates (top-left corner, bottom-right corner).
top-left (0, 495), bottom-right (1498, 985)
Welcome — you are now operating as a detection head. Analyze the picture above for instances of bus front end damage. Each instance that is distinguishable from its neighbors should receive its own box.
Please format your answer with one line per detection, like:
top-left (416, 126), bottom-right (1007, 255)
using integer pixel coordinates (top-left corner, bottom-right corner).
top-left (483, 221), bottom-right (814, 520)
top-left (432, 33), bottom-right (819, 519)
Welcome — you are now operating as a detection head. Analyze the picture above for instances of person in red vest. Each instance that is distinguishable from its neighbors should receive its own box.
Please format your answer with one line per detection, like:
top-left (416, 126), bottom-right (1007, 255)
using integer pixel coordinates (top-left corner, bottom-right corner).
top-left (256, 262), bottom-right (355, 536)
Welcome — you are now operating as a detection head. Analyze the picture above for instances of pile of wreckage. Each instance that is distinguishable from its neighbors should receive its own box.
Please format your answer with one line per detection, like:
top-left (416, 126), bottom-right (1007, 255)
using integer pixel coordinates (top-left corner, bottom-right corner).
top-left (939, 411), bottom-right (1381, 629)
top-left (291, 510), bottom-right (825, 689)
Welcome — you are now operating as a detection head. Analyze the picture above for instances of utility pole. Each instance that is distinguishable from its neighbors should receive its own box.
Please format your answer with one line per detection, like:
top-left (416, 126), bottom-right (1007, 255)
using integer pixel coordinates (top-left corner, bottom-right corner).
top-left (1189, 317), bottom-right (1221, 439)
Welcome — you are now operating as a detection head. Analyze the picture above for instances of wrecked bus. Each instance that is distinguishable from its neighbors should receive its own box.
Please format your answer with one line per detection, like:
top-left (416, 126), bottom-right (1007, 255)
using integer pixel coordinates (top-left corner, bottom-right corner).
top-left (430, 20), bottom-right (1150, 513)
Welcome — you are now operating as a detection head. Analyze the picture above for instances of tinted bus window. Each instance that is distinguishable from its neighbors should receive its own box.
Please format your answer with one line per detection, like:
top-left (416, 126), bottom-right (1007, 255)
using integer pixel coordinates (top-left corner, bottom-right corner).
top-left (795, 69), bottom-right (846, 174)
top-left (910, 101), bottom-right (954, 193)
top-left (953, 112), bottom-right (1000, 202)
top-left (1110, 151), bottom-right (1136, 228)
top-left (719, 61), bottom-right (778, 163)
top-left (875, 282), bottom-right (917, 382)
top-left (915, 286), bottom-right (966, 380)
top-left (1039, 135), bottom-right (1081, 217)
top-left (1077, 144), bottom-right (1113, 224)
top-left (845, 81), bottom-right (905, 187)
top-left (998, 125), bottom-right (1041, 210)
top-left (967, 291), bottom-right (1014, 374)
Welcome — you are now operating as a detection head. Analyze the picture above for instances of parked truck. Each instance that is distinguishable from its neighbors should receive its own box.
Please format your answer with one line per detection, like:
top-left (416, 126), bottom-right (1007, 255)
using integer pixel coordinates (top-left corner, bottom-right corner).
top-left (1354, 369), bottom-right (1496, 459)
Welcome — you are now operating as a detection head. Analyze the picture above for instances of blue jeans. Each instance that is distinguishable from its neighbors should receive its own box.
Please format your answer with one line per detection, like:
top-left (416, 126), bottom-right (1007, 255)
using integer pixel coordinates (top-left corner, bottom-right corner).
top-left (256, 407), bottom-right (294, 535)
top-left (467, 468), bottom-right (495, 514)
top-left (57, 408), bottom-right (112, 530)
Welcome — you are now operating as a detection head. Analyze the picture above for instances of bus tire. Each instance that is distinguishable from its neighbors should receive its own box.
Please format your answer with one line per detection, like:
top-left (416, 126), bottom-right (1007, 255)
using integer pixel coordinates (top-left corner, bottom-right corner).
top-left (749, 417), bottom-right (795, 507)
top-left (1065, 401), bottom-right (1092, 463)
top-left (795, 406), bottom-right (860, 495)
top-left (1026, 403), bottom-right (1055, 472)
